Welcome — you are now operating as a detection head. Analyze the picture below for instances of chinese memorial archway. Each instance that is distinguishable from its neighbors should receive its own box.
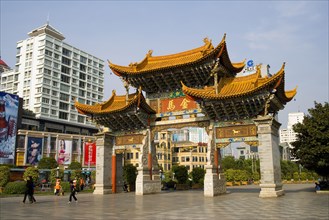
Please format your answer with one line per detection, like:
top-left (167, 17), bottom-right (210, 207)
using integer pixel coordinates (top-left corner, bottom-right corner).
top-left (75, 35), bottom-right (296, 197)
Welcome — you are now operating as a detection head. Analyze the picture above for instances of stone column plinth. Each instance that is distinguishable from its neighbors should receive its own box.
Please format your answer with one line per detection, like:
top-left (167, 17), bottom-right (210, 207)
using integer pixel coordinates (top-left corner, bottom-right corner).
top-left (135, 167), bottom-right (161, 195)
top-left (93, 132), bottom-right (114, 195)
top-left (204, 122), bottom-right (226, 197)
top-left (204, 165), bottom-right (226, 197)
top-left (254, 115), bottom-right (284, 198)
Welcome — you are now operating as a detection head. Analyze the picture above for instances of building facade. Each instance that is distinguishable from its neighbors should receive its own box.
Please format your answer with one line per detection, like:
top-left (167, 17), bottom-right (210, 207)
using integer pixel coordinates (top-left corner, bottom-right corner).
top-left (279, 112), bottom-right (305, 160)
top-left (0, 23), bottom-right (105, 132)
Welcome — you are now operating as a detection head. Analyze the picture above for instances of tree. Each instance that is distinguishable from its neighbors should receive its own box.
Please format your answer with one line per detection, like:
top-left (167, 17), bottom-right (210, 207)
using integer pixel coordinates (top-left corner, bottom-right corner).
top-left (190, 167), bottom-right (205, 184)
top-left (172, 165), bottom-right (188, 184)
top-left (123, 164), bottom-right (137, 185)
top-left (23, 167), bottom-right (39, 184)
top-left (0, 166), bottom-right (10, 187)
top-left (37, 157), bottom-right (58, 169)
top-left (68, 161), bottom-right (82, 170)
top-left (291, 102), bottom-right (329, 179)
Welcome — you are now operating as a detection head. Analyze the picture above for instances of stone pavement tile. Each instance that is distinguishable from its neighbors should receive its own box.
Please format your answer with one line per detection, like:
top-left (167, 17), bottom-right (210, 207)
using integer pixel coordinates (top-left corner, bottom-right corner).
top-left (0, 184), bottom-right (328, 220)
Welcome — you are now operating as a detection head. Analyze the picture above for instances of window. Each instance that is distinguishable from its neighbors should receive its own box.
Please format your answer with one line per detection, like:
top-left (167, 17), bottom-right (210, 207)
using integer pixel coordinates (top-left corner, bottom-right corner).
top-left (59, 111), bottom-right (68, 120)
top-left (79, 89), bottom-right (85, 96)
top-left (52, 81), bottom-right (58, 87)
top-left (80, 64), bottom-right (86, 72)
top-left (62, 48), bottom-right (72, 57)
top-left (78, 115), bottom-right (85, 123)
top-left (79, 72), bottom-right (86, 80)
top-left (79, 81), bottom-right (85, 88)
top-left (59, 102), bottom-right (69, 110)
top-left (42, 88), bottom-right (50, 94)
top-left (52, 90), bottom-right (58, 96)
top-left (61, 66), bottom-right (70, 74)
top-left (62, 57), bottom-right (71, 66)
top-left (60, 93), bottom-right (69, 101)
top-left (60, 84), bottom-right (70, 92)
top-left (80, 56), bottom-right (87, 63)
top-left (44, 68), bottom-right (51, 75)
top-left (51, 109), bottom-right (57, 115)
top-left (61, 74), bottom-right (70, 83)
top-left (45, 59), bottom-right (52, 66)
top-left (41, 107), bottom-right (49, 113)
top-left (51, 100), bottom-right (57, 106)
top-left (45, 49), bottom-right (53, 56)
top-left (53, 72), bottom-right (59, 78)
top-left (46, 40), bottom-right (53, 48)
top-left (42, 97), bottom-right (50, 104)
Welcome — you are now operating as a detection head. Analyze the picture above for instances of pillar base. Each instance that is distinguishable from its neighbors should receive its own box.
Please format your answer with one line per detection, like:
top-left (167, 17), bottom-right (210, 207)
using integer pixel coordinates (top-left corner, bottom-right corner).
top-left (135, 167), bottom-right (161, 195)
top-left (204, 165), bottom-right (226, 197)
top-left (259, 183), bottom-right (285, 198)
top-left (93, 184), bottom-right (112, 195)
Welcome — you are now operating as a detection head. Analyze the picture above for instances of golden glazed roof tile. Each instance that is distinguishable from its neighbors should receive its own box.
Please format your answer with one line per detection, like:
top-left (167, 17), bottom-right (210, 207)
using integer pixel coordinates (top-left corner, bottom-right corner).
top-left (74, 89), bottom-right (155, 115)
top-left (109, 35), bottom-right (245, 75)
top-left (182, 63), bottom-right (297, 102)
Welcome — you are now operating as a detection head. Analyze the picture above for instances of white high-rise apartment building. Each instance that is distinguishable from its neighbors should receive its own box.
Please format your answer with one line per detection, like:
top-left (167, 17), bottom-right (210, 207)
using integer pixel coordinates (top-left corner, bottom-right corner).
top-left (0, 23), bottom-right (104, 130)
top-left (279, 112), bottom-right (304, 160)
top-left (280, 112), bottom-right (305, 143)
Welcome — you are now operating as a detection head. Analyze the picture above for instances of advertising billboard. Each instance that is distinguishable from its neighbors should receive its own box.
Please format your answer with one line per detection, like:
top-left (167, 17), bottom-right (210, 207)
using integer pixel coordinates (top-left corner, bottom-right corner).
top-left (57, 139), bottom-right (72, 165)
top-left (84, 142), bottom-right (96, 166)
top-left (26, 137), bottom-right (43, 165)
top-left (0, 91), bottom-right (20, 164)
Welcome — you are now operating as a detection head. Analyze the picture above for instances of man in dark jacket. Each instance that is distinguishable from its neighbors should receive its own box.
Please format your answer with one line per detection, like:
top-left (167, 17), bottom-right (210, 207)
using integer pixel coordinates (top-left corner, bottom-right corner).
top-left (22, 176), bottom-right (36, 203)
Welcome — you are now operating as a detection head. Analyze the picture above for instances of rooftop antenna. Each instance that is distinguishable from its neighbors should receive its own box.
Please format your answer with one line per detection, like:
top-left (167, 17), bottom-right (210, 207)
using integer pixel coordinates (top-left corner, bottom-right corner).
top-left (47, 13), bottom-right (50, 25)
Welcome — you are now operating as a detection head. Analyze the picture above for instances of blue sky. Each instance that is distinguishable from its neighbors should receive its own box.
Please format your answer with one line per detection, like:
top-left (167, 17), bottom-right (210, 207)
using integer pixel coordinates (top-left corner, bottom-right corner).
top-left (1, 1), bottom-right (328, 127)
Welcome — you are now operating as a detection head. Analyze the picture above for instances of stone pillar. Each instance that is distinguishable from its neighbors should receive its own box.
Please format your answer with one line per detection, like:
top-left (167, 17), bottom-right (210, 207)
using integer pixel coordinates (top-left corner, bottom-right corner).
top-left (93, 132), bottom-right (114, 195)
top-left (204, 122), bottom-right (226, 197)
top-left (135, 129), bottom-right (161, 195)
top-left (254, 115), bottom-right (284, 198)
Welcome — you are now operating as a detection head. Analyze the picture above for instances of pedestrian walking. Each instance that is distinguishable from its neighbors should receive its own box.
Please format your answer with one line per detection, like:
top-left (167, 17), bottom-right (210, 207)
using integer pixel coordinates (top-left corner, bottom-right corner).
top-left (54, 179), bottom-right (61, 196)
top-left (22, 176), bottom-right (36, 203)
top-left (68, 180), bottom-right (78, 203)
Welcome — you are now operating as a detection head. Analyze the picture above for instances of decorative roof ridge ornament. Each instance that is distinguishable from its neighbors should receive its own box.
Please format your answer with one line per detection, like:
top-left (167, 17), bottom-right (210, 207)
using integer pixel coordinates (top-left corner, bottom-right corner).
top-left (147, 50), bottom-right (153, 57)
top-left (210, 58), bottom-right (220, 95)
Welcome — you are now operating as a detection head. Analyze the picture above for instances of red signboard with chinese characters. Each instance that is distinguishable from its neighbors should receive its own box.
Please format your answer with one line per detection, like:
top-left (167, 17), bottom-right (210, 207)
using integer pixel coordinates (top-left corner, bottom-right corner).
top-left (84, 142), bottom-right (96, 166)
top-left (161, 97), bottom-right (197, 113)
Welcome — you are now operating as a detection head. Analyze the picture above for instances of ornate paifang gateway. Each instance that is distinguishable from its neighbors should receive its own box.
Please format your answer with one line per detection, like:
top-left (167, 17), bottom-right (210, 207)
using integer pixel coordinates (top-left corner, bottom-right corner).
top-left (75, 35), bottom-right (297, 198)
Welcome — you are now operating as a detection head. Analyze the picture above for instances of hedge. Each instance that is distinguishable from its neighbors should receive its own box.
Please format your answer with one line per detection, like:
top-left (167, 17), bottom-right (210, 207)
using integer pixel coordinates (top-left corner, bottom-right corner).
top-left (4, 181), bottom-right (27, 194)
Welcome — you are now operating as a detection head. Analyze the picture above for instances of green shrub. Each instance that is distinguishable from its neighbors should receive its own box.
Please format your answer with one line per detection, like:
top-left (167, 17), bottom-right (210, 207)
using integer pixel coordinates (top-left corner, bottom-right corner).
top-left (0, 166), bottom-right (10, 187)
top-left (123, 164), bottom-right (137, 185)
top-left (23, 167), bottom-right (39, 184)
top-left (60, 182), bottom-right (70, 193)
top-left (50, 168), bottom-right (64, 184)
top-left (68, 161), bottom-right (82, 170)
top-left (172, 165), bottom-right (188, 184)
top-left (4, 181), bottom-right (27, 194)
top-left (191, 167), bottom-right (206, 184)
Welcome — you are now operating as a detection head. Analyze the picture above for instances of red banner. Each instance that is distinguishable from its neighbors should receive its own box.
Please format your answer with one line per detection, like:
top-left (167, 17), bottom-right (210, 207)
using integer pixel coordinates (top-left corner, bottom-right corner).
top-left (161, 97), bottom-right (197, 113)
top-left (84, 142), bottom-right (96, 166)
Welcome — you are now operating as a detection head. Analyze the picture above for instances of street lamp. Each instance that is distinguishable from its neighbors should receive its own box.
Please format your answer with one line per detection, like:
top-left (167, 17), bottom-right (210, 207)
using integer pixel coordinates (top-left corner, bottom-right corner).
top-left (56, 166), bottom-right (59, 179)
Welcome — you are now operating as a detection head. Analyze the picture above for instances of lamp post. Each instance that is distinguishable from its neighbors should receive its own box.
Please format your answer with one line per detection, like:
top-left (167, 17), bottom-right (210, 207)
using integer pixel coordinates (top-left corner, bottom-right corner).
top-left (56, 166), bottom-right (59, 179)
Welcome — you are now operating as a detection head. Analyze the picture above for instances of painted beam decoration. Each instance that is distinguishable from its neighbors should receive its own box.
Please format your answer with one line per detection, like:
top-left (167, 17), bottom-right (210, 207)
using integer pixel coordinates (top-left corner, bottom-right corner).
top-left (216, 124), bottom-right (257, 138)
top-left (116, 134), bottom-right (144, 146)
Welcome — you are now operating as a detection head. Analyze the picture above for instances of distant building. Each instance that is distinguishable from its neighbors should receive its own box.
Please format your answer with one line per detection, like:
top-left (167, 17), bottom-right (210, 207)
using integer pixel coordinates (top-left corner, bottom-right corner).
top-left (0, 23), bottom-right (105, 133)
top-left (0, 58), bottom-right (11, 73)
top-left (279, 112), bottom-right (305, 160)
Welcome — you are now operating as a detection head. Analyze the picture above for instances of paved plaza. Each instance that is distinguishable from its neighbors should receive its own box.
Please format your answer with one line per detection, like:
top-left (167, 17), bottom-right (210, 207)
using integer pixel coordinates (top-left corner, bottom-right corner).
top-left (0, 184), bottom-right (328, 220)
